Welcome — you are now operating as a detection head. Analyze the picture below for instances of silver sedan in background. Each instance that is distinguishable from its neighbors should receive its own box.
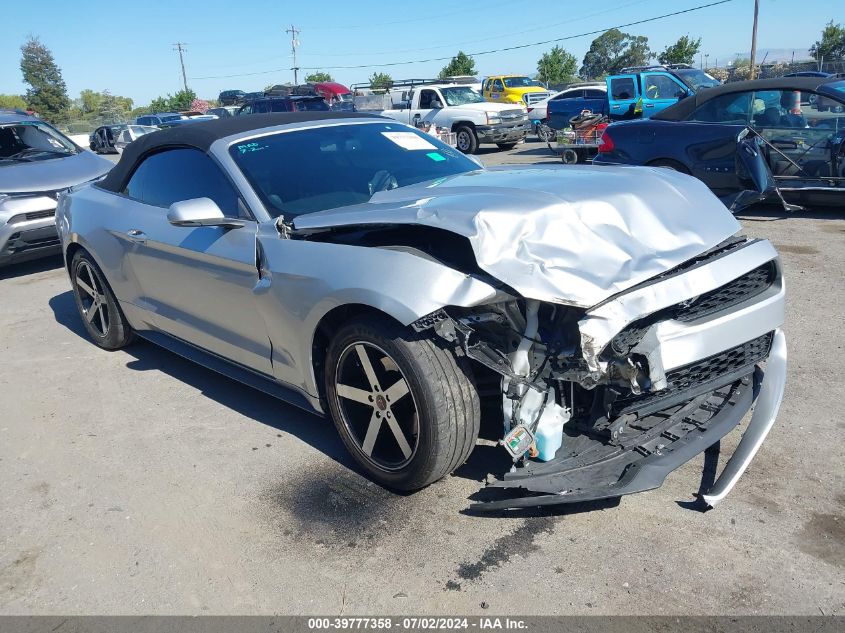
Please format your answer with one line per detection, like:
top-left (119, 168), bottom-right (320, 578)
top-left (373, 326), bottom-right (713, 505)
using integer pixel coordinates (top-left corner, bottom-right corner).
top-left (56, 112), bottom-right (786, 511)
top-left (1, 112), bottom-right (112, 266)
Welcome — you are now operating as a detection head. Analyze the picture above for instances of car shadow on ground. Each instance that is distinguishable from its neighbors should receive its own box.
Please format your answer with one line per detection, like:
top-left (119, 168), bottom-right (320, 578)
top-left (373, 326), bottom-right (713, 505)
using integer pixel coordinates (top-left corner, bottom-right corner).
top-left (47, 289), bottom-right (358, 474)
top-left (0, 254), bottom-right (63, 280)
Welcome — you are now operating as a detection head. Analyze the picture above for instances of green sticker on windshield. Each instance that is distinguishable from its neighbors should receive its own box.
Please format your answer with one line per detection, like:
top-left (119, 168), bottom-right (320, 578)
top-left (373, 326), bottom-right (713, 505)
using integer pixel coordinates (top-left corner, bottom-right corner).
top-left (426, 152), bottom-right (445, 162)
top-left (236, 141), bottom-right (268, 154)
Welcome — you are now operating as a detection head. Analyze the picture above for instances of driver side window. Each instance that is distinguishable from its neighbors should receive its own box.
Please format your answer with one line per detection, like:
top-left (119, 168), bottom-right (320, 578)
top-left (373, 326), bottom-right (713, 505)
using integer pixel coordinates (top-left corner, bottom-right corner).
top-left (687, 92), bottom-right (752, 124)
top-left (419, 89), bottom-right (438, 109)
top-left (123, 149), bottom-right (246, 219)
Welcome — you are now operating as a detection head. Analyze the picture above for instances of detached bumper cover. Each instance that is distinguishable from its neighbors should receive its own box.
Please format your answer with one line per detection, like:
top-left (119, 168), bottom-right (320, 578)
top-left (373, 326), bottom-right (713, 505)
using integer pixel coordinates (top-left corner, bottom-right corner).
top-left (473, 329), bottom-right (786, 511)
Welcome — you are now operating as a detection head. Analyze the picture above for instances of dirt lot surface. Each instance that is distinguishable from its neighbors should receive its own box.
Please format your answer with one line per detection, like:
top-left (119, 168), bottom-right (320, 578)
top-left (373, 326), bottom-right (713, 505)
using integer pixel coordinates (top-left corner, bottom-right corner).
top-left (1, 142), bottom-right (843, 615)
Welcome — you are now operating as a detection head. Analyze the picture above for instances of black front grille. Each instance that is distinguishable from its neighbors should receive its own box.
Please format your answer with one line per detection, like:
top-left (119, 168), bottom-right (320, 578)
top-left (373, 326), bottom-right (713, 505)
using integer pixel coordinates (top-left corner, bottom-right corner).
top-left (609, 261), bottom-right (777, 355)
top-left (614, 332), bottom-right (773, 415)
top-left (675, 261), bottom-right (776, 322)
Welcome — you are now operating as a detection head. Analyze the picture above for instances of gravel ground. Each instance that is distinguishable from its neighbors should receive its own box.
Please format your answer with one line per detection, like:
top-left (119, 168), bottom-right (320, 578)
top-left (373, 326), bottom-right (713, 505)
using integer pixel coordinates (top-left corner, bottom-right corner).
top-left (1, 141), bottom-right (843, 615)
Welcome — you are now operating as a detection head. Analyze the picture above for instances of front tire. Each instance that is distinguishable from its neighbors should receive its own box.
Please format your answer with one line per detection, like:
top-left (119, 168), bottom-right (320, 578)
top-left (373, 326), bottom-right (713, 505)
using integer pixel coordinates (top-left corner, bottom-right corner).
top-left (325, 316), bottom-right (480, 491)
top-left (70, 250), bottom-right (135, 350)
top-left (455, 125), bottom-right (479, 154)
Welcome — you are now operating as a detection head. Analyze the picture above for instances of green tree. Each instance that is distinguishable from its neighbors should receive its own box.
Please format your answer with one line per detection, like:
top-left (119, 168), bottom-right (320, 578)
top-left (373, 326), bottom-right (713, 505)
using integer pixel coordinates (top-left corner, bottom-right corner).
top-left (305, 71), bottom-right (333, 82)
top-left (369, 72), bottom-right (393, 92)
top-left (98, 90), bottom-right (128, 123)
top-left (19, 37), bottom-right (70, 123)
top-left (810, 21), bottom-right (845, 61)
top-left (168, 88), bottom-right (197, 111)
top-left (658, 35), bottom-right (702, 65)
top-left (580, 28), bottom-right (651, 79)
top-left (148, 96), bottom-right (170, 113)
top-left (0, 94), bottom-right (28, 110)
top-left (536, 46), bottom-right (578, 86)
top-left (79, 88), bottom-right (103, 115)
top-left (438, 51), bottom-right (476, 79)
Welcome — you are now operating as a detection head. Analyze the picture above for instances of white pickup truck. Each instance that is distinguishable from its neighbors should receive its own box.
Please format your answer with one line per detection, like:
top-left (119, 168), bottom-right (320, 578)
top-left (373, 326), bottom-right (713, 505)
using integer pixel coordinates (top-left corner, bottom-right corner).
top-left (380, 83), bottom-right (529, 154)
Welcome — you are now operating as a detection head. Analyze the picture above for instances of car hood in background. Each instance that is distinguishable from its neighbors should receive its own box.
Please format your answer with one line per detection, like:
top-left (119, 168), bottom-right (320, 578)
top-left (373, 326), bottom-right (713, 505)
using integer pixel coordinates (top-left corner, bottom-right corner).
top-left (0, 150), bottom-right (113, 194)
top-left (293, 165), bottom-right (741, 308)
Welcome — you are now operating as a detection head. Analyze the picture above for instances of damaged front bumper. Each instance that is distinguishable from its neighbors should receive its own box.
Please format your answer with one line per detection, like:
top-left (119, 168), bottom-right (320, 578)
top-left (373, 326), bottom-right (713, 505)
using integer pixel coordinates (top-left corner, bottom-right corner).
top-left (473, 329), bottom-right (786, 511)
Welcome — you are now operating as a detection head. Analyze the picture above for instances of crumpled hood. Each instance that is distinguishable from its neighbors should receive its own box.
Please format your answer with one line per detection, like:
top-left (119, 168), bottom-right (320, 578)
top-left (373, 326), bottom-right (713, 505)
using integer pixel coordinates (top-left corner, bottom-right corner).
top-left (292, 165), bottom-right (741, 308)
top-left (0, 150), bottom-right (112, 194)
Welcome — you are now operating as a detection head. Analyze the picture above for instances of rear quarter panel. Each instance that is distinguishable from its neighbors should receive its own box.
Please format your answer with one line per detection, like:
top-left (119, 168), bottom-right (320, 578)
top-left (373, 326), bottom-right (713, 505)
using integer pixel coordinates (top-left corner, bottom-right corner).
top-left (597, 120), bottom-right (749, 195)
top-left (58, 184), bottom-right (148, 325)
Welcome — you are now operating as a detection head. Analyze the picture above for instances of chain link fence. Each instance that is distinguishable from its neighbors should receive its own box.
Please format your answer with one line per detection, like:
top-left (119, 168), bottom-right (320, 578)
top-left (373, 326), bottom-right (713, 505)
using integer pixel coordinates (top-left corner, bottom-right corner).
top-left (705, 60), bottom-right (845, 83)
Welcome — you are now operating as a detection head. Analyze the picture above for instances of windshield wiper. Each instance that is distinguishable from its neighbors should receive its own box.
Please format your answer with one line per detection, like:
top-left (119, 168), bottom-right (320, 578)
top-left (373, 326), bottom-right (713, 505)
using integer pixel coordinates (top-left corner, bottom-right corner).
top-left (6, 147), bottom-right (75, 160)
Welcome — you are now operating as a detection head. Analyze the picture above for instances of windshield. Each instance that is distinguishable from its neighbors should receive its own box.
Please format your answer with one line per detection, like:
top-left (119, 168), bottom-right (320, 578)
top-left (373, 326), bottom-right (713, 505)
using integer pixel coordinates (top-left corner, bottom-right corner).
top-left (0, 121), bottom-right (77, 163)
top-left (675, 68), bottom-right (721, 91)
top-left (441, 87), bottom-right (485, 106)
top-left (337, 92), bottom-right (353, 102)
top-left (159, 114), bottom-right (182, 123)
top-left (230, 122), bottom-right (478, 218)
top-left (503, 76), bottom-right (535, 88)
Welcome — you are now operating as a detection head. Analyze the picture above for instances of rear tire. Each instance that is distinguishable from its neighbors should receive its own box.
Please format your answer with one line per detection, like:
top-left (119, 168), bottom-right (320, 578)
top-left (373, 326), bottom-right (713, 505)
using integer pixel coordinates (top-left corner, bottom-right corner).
top-left (325, 315), bottom-right (480, 491)
top-left (70, 250), bottom-right (135, 350)
top-left (455, 125), bottom-right (479, 154)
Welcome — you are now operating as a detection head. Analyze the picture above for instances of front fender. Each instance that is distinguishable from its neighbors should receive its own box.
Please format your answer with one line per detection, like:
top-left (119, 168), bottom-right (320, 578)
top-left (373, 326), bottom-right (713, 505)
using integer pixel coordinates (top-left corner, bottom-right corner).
top-left (255, 236), bottom-right (500, 397)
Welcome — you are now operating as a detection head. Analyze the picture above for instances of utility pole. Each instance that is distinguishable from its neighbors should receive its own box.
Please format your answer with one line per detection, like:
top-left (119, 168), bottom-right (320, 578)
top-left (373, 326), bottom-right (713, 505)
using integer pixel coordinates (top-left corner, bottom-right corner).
top-left (285, 25), bottom-right (301, 85)
top-left (173, 42), bottom-right (188, 91)
top-left (749, 0), bottom-right (759, 80)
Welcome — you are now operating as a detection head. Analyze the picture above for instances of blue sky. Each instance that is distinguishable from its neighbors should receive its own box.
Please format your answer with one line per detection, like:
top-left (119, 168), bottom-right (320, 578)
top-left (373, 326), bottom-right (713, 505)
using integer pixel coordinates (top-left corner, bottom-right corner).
top-left (0, 0), bottom-right (838, 106)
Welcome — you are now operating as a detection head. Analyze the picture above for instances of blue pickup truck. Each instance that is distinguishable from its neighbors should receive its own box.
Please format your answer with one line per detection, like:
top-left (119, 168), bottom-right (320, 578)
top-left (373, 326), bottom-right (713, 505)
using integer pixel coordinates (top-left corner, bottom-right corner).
top-left (547, 65), bottom-right (720, 130)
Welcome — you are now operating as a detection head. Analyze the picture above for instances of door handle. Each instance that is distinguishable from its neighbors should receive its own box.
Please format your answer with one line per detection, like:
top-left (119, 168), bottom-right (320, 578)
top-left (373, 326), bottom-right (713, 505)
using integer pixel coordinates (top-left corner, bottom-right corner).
top-left (645, 103), bottom-right (654, 108)
top-left (126, 229), bottom-right (147, 243)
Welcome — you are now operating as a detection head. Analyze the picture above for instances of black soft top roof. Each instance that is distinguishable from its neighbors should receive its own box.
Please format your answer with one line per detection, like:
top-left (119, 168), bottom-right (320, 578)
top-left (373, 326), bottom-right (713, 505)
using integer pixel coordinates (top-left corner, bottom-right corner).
top-left (98, 111), bottom-right (381, 193)
top-left (653, 76), bottom-right (837, 121)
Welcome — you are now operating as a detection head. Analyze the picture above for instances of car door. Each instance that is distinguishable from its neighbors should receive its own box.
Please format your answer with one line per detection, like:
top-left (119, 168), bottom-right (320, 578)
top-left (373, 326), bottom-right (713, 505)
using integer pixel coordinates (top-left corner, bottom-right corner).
top-left (682, 90), bottom-right (755, 194)
top-left (641, 72), bottom-right (689, 117)
top-left (411, 88), bottom-right (440, 127)
top-left (489, 79), bottom-right (505, 101)
top-left (118, 148), bottom-right (273, 375)
top-left (607, 75), bottom-right (640, 119)
top-left (750, 88), bottom-right (842, 180)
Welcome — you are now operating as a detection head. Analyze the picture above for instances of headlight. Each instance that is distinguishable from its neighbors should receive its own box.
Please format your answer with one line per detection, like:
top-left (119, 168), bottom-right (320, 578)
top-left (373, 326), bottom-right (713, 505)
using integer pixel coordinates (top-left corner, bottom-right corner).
top-left (486, 113), bottom-right (502, 125)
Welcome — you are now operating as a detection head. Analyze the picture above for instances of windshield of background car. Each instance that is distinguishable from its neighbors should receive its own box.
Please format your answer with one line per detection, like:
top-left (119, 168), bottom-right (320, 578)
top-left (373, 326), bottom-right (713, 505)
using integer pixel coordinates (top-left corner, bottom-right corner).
top-left (160, 114), bottom-right (182, 122)
top-left (441, 87), bottom-right (485, 106)
top-left (675, 69), bottom-right (721, 90)
top-left (229, 122), bottom-right (479, 218)
top-left (337, 92), bottom-right (353, 102)
top-left (130, 125), bottom-right (157, 136)
top-left (0, 121), bottom-right (77, 162)
top-left (503, 77), bottom-right (533, 88)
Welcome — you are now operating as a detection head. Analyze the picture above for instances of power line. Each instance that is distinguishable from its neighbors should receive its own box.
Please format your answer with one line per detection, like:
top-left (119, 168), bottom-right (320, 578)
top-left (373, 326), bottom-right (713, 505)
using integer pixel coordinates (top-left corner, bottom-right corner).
top-left (189, 0), bottom-right (735, 80)
top-left (173, 42), bottom-right (189, 91)
top-left (298, 0), bottom-right (514, 30)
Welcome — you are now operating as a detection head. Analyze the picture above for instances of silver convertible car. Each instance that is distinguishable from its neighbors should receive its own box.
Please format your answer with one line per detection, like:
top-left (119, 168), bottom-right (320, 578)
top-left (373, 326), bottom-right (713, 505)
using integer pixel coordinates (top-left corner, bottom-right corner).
top-left (56, 112), bottom-right (787, 510)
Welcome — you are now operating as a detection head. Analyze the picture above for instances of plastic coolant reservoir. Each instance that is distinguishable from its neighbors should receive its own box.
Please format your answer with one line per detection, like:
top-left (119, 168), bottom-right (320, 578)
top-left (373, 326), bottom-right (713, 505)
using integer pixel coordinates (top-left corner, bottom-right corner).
top-left (534, 394), bottom-right (569, 462)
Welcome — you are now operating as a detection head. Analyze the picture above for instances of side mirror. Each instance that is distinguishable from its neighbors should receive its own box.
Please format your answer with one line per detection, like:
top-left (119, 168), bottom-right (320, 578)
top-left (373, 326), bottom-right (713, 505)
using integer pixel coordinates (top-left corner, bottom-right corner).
top-left (167, 198), bottom-right (245, 229)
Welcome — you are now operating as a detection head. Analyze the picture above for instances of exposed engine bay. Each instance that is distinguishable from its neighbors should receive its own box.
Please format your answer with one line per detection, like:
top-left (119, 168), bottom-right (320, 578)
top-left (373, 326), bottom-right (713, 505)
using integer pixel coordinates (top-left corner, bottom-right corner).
top-left (407, 237), bottom-right (785, 511)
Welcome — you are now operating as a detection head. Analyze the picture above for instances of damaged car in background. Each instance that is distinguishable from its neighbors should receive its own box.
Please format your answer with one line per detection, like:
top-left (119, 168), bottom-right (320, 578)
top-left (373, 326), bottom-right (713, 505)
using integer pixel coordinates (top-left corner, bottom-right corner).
top-left (56, 112), bottom-right (787, 511)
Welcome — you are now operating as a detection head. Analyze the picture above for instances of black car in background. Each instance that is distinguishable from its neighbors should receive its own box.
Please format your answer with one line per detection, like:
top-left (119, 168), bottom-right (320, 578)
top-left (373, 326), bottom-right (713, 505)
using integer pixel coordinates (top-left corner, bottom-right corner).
top-left (237, 96), bottom-right (329, 114)
top-left (593, 76), bottom-right (845, 206)
top-left (218, 90), bottom-right (246, 106)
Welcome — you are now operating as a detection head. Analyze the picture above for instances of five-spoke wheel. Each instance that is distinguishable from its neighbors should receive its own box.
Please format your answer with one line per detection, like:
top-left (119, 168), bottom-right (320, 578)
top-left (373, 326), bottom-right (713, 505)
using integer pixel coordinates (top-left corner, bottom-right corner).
top-left (325, 315), bottom-right (480, 490)
top-left (71, 250), bottom-right (135, 350)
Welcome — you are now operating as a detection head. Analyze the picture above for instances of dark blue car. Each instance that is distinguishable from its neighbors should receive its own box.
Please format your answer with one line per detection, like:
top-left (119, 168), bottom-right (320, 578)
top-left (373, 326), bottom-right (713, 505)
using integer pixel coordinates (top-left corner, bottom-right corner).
top-left (593, 76), bottom-right (845, 206)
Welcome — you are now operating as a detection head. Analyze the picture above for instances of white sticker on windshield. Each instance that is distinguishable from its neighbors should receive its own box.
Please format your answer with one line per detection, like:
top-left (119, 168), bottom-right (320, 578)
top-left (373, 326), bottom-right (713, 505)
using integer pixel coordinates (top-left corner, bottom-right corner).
top-left (381, 132), bottom-right (437, 151)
